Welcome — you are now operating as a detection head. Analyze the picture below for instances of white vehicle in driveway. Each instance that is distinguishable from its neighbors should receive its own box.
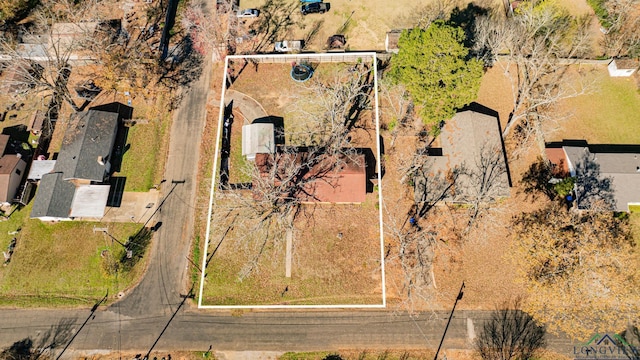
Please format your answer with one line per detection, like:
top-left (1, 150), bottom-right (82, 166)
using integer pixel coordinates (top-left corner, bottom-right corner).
top-left (274, 40), bottom-right (304, 53)
top-left (236, 9), bottom-right (259, 18)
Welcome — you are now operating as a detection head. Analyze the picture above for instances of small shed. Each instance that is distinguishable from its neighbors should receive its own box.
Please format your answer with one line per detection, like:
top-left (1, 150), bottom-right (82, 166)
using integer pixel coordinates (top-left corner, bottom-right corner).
top-left (242, 123), bottom-right (275, 161)
top-left (608, 59), bottom-right (639, 77)
top-left (385, 30), bottom-right (402, 54)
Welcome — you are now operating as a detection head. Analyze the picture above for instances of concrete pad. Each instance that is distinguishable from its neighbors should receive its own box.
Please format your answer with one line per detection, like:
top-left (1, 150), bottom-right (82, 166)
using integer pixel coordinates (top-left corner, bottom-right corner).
top-left (101, 190), bottom-right (160, 223)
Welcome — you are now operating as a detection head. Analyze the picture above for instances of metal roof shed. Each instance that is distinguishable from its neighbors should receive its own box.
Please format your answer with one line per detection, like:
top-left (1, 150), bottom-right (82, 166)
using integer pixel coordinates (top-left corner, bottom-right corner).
top-left (242, 123), bottom-right (275, 161)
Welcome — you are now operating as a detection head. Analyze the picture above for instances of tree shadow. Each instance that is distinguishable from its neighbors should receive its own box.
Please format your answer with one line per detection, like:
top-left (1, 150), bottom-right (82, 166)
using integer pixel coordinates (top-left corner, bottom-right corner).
top-left (249, 0), bottom-right (301, 53)
top-left (158, 34), bottom-right (204, 109)
top-left (520, 156), bottom-right (560, 201)
top-left (120, 227), bottom-right (153, 272)
top-left (448, 3), bottom-right (491, 50)
top-left (0, 317), bottom-right (76, 360)
top-left (574, 153), bottom-right (616, 210)
top-left (475, 298), bottom-right (546, 360)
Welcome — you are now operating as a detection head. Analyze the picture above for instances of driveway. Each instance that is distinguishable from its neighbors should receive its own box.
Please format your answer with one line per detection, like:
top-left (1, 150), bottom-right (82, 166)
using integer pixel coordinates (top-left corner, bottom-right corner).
top-left (101, 190), bottom-right (161, 223)
top-left (225, 89), bottom-right (269, 123)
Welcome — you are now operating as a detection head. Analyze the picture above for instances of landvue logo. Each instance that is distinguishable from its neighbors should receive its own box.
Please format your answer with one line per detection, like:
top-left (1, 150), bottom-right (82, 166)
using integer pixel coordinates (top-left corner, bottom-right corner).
top-left (574, 333), bottom-right (639, 359)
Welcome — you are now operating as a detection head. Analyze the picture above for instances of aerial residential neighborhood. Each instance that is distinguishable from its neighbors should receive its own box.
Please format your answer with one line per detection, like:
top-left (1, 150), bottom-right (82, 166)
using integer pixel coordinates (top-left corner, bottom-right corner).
top-left (0, 0), bottom-right (639, 358)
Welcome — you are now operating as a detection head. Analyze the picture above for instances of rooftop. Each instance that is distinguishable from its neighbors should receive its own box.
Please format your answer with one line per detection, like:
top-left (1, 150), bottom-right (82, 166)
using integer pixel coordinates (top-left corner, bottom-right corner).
top-left (30, 172), bottom-right (76, 219)
top-left (53, 109), bottom-right (119, 182)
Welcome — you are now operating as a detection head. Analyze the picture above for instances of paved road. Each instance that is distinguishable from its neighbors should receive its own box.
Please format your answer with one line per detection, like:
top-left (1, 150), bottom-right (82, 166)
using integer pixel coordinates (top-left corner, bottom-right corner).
top-left (0, 308), bottom-right (576, 358)
top-left (113, 57), bottom-right (212, 318)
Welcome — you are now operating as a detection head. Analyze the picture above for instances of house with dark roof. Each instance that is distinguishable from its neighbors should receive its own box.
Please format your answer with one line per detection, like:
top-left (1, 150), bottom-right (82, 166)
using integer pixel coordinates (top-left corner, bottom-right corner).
top-left (426, 105), bottom-right (511, 203)
top-left (546, 140), bottom-right (640, 212)
top-left (254, 151), bottom-right (367, 203)
top-left (0, 134), bottom-right (27, 206)
top-left (54, 110), bottom-right (118, 183)
top-left (30, 109), bottom-right (119, 221)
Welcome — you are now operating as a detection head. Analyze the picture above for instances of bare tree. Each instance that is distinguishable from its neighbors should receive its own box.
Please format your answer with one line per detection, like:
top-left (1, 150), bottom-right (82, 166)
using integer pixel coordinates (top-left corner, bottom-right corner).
top-left (181, 0), bottom-right (237, 60)
top-left (475, 297), bottom-right (547, 360)
top-left (473, 3), bottom-right (592, 154)
top-left (383, 200), bottom-right (440, 312)
top-left (512, 202), bottom-right (640, 339)
top-left (210, 65), bottom-right (374, 279)
top-left (378, 78), bottom-right (416, 148)
top-left (0, 0), bottom-right (102, 112)
top-left (393, 0), bottom-right (451, 29)
top-left (457, 143), bottom-right (508, 230)
top-left (597, 0), bottom-right (640, 58)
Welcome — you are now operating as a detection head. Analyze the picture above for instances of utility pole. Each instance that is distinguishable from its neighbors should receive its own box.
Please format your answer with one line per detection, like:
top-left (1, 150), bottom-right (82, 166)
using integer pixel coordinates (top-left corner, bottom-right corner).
top-left (433, 281), bottom-right (465, 360)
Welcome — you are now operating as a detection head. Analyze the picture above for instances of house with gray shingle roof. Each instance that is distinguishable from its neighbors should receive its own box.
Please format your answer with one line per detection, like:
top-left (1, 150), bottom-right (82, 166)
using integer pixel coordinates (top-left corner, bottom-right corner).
top-left (425, 105), bottom-right (511, 203)
top-left (30, 172), bottom-right (76, 221)
top-left (30, 109), bottom-right (119, 221)
top-left (54, 110), bottom-right (118, 182)
top-left (547, 140), bottom-right (640, 212)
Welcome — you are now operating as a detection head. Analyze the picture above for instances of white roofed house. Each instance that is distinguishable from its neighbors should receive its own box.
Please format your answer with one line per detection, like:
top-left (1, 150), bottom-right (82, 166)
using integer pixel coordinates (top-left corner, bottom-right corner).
top-left (242, 123), bottom-right (275, 161)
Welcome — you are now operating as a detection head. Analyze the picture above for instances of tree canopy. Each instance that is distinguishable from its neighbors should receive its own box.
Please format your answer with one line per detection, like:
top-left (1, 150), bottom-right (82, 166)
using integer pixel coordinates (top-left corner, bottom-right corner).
top-left (389, 20), bottom-right (483, 130)
top-left (512, 203), bottom-right (640, 339)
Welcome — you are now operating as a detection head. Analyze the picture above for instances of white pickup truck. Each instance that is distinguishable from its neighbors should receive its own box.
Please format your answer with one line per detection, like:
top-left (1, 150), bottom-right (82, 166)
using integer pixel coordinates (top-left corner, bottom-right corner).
top-left (274, 40), bottom-right (304, 53)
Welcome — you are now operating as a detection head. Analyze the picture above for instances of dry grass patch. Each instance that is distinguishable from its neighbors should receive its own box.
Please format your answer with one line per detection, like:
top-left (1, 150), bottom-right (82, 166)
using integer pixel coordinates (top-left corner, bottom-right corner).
top-left (202, 195), bottom-right (383, 306)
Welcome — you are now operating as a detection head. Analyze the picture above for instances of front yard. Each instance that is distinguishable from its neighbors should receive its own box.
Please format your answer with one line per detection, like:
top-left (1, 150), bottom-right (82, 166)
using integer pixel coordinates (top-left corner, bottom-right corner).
top-left (0, 204), bottom-right (146, 307)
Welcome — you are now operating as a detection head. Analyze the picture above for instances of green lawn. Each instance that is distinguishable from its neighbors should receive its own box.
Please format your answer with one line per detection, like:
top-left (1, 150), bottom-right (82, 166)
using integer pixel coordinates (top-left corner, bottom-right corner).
top-left (0, 204), bottom-right (145, 307)
top-left (550, 69), bottom-right (640, 144)
top-left (117, 97), bottom-right (171, 191)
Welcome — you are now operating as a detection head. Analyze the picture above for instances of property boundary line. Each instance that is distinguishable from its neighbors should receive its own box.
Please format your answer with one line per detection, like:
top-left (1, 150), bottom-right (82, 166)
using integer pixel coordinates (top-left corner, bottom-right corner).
top-left (198, 52), bottom-right (386, 309)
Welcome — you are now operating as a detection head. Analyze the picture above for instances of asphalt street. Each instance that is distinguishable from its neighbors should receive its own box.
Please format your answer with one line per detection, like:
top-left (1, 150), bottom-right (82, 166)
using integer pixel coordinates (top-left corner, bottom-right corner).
top-left (0, 308), bottom-right (576, 357)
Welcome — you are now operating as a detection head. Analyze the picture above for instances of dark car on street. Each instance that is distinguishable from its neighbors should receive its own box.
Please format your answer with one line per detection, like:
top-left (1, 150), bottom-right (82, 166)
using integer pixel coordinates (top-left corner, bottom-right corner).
top-left (301, 2), bottom-right (329, 14)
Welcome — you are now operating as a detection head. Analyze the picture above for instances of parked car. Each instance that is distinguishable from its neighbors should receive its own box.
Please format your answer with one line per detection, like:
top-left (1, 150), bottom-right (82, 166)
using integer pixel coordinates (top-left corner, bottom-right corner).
top-left (300, 0), bottom-right (322, 3)
top-left (301, 2), bottom-right (329, 14)
top-left (274, 40), bottom-right (304, 53)
top-left (236, 9), bottom-right (260, 18)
